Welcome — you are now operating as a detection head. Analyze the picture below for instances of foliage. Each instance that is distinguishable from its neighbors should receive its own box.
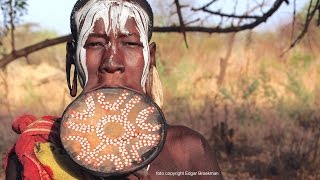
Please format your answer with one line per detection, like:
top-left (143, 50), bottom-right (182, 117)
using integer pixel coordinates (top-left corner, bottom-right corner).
top-left (1, 3), bottom-right (320, 178)
top-left (0, 0), bottom-right (28, 36)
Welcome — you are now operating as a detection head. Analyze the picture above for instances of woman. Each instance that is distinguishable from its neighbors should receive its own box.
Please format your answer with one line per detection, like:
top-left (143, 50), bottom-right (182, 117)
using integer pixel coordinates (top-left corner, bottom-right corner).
top-left (5, 0), bottom-right (222, 179)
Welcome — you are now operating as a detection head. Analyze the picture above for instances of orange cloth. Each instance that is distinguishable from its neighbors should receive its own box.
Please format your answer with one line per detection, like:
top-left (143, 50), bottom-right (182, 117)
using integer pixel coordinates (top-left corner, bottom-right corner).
top-left (4, 114), bottom-right (60, 180)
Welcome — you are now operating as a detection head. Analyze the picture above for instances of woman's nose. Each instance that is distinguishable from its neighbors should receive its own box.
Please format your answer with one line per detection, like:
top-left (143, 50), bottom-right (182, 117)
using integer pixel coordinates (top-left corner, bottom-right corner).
top-left (99, 46), bottom-right (125, 74)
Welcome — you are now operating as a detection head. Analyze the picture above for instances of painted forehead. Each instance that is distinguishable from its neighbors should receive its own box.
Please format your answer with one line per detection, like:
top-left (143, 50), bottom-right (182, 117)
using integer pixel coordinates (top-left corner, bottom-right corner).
top-left (91, 17), bottom-right (140, 35)
top-left (74, 0), bottom-right (151, 90)
top-left (75, 0), bottom-right (149, 33)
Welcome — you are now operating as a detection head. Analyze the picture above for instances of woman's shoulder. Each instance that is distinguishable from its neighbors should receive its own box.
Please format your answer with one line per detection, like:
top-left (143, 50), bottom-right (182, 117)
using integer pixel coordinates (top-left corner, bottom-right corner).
top-left (167, 125), bottom-right (208, 144)
top-left (165, 124), bottom-right (211, 157)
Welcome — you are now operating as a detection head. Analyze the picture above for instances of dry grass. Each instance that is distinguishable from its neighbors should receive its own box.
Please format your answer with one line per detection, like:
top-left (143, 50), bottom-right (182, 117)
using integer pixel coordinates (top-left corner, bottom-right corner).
top-left (1, 25), bottom-right (320, 179)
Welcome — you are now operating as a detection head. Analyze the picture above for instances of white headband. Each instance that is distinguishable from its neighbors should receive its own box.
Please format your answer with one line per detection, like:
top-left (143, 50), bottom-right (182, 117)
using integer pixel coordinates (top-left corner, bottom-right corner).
top-left (75, 0), bottom-right (150, 91)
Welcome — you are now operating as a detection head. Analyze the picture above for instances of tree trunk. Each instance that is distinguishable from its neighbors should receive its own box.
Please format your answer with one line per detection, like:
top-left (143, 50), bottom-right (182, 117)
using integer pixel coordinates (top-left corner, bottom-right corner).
top-left (217, 33), bottom-right (236, 86)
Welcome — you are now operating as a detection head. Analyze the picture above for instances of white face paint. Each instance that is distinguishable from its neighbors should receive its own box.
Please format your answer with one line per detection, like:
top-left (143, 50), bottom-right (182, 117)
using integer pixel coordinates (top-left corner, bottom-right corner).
top-left (74, 0), bottom-right (150, 91)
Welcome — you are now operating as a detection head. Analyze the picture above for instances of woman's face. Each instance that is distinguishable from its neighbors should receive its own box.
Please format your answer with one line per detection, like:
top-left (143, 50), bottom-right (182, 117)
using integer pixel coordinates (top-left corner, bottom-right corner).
top-left (74, 0), bottom-right (155, 94)
top-left (82, 17), bottom-right (145, 93)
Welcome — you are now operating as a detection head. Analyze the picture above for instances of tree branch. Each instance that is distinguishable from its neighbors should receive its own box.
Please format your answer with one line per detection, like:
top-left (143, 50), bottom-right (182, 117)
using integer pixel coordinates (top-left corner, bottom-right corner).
top-left (174, 0), bottom-right (188, 48)
top-left (157, 0), bottom-right (286, 33)
top-left (192, 0), bottom-right (219, 11)
top-left (192, 8), bottom-right (261, 19)
top-left (291, 0), bottom-right (297, 43)
top-left (318, 3), bottom-right (320, 26)
top-left (9, 0), bottom-right (16, 51)
top-left (0, 0), bottom-right (297, 68)
top-left (281, 0), bottom-right (320, 56)
top-left (0, 35), bottom-right (71, 68)
top-left (290, 0), bottom-right (319, 46)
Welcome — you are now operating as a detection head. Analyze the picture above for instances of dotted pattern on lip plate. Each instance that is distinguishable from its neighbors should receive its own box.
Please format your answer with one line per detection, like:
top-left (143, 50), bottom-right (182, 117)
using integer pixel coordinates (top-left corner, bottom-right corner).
top-left (60, 88), bottom-right (166, 176)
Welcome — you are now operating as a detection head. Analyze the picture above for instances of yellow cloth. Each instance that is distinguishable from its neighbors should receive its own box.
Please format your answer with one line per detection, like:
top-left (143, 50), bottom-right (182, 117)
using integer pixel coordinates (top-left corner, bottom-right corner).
top-left (34, 142), bottom-right (81, 180)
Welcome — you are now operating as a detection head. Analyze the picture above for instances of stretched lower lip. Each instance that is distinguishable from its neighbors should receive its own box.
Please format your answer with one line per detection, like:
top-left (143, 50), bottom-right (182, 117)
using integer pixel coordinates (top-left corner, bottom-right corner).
top-left (86, 86), bottom-right (143, 96)
top-left (90, 85), bottom-right (126, 92)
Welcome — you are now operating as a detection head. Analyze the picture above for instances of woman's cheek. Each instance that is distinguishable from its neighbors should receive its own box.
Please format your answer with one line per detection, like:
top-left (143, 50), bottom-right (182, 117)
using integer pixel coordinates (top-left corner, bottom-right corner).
top-left (124, 49), bottom-right (144, 67)
top-left (86, 50), bottom-right (103, 69)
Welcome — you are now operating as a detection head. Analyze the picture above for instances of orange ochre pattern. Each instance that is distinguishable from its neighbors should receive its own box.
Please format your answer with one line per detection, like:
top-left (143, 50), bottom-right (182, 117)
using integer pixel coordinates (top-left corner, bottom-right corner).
top-left (61, 90), bottom-right (162, 172)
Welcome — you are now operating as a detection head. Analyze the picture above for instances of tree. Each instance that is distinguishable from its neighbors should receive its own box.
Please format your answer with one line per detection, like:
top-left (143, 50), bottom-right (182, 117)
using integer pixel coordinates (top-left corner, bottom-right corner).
top-left (0, 0), bottom-right (319, 68)
top-left (0, 0), bottom-right (27, 49)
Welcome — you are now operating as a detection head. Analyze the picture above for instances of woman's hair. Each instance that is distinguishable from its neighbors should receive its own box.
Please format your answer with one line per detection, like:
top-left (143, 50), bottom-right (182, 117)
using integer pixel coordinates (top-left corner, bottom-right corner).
top-left (70, 0), bottom-right (154, 42)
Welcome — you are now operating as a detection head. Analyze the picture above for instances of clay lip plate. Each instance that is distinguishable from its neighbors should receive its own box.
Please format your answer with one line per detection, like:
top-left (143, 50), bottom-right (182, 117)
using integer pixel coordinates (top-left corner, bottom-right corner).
top-left (60, 87), bottom-right (167, 177)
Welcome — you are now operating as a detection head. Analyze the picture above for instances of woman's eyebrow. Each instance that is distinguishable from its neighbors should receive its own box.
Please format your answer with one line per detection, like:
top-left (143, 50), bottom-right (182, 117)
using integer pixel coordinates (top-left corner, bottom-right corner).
top-left (88, 33), bottom-right (108, 39)
top-left (118, 32), bottom-right (140, 38)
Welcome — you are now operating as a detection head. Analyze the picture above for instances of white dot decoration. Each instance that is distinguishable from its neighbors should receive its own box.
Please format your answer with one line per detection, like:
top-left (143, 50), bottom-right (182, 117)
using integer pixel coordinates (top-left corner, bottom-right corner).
top-left (61, 88), bottom-right (166, 176)
top-left (70, 95), bottom-right (95, 120)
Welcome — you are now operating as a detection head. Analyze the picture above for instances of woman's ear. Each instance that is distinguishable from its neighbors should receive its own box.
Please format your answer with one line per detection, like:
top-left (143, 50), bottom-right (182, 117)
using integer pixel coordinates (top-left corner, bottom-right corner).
top-left (146, 42), bottom-right (163, 107)
top-left (149, 42), bottom-right (156, 67)
top-left (66, 40), bottom-right (78, 97)
top-left (145, 42), bottom-right (156, 98)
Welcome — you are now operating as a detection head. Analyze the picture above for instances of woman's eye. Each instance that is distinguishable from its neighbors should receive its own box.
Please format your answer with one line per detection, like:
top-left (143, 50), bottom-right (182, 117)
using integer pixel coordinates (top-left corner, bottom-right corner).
top-left (84, 42), bottom-right (105, 48)
top-left (123, 41), bottom-right (143, 47)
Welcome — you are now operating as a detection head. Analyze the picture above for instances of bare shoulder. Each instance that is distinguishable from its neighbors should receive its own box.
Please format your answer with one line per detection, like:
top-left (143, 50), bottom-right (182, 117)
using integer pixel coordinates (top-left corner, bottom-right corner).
top-left (166, 125), bottom-right (209, 151)
top-left (164, 125), bottom-right (213, 165)
top-left (162, 125), bottom-right (223, 179)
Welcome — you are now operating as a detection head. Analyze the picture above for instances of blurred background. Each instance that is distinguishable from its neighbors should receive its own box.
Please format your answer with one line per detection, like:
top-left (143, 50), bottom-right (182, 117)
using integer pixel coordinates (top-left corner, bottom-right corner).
top-left (1, 0), bottom-right (320, 179)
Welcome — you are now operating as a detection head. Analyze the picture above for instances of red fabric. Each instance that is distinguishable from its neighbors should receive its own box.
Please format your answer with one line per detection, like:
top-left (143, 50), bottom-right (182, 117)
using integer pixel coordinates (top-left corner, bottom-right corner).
top-left (12, 114), bottom-right (37, 134)
top-left (4, 114), bottom-right (60, 180)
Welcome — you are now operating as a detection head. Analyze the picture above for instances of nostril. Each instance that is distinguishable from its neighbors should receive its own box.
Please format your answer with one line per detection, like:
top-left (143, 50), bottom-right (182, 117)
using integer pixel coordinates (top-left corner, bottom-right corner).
top-left (99, 59), bottom-right (125, 74)
top-left (118, 65), bottom-right (125, 73)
